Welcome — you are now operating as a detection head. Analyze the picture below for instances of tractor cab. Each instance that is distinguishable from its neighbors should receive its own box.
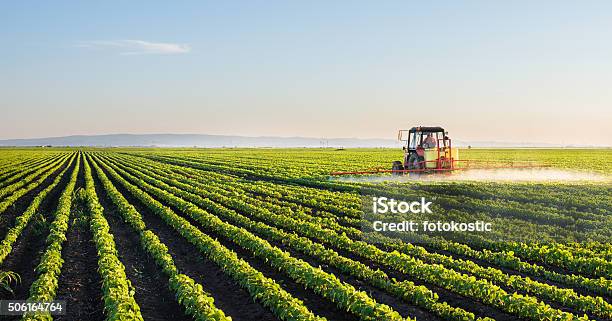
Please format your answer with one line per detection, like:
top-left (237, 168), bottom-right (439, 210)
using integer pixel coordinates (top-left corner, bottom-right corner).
top-left (393, 126), bottom-right (458, 173)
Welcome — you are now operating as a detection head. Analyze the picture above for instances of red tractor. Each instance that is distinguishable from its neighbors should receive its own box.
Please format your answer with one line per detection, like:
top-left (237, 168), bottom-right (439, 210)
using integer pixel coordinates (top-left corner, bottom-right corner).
top-left (392, 126), bottom-right (458, 174)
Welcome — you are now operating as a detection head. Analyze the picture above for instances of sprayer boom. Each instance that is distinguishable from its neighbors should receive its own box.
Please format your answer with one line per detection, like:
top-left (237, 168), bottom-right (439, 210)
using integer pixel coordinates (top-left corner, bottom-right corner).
top-left (331, 159), bottom-right (549, 176)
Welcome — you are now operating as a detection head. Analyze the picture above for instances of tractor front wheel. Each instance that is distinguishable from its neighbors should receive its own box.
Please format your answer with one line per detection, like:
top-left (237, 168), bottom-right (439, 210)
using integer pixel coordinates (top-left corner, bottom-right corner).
top-left (407, 153), bottom-right (424, 170)
top-left (391, 161), bottom-right (404, 176)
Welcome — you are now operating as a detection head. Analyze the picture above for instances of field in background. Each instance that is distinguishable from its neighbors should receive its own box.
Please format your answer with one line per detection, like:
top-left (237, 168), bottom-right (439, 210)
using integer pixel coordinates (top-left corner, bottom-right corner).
top-left (0, 148), bottom-right (609, 321)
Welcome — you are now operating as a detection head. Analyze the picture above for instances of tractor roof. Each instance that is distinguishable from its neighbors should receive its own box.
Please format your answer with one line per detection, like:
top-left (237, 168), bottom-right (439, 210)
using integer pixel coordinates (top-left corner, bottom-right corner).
top-left (409, 126), bottom-right (445, 133)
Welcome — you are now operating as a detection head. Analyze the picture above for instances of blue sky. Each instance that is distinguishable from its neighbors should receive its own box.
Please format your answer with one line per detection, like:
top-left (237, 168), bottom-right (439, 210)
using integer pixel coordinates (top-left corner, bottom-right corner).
top-left (1, 1), bottom-right (611, 145)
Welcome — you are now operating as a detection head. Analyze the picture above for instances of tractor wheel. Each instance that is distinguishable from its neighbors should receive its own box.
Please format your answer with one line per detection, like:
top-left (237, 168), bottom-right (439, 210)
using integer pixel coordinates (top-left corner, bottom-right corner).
top-left (407, 153), bottom-right (424, 170)
top-left (391, 161), bottom-right (404, 176)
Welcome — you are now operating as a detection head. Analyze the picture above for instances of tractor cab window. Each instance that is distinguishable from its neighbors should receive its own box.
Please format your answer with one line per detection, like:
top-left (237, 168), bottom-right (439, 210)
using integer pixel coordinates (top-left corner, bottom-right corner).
top-left (422, 132), bottom-right (438, 148)
top-left (408, 132), bottom-right (418, 149)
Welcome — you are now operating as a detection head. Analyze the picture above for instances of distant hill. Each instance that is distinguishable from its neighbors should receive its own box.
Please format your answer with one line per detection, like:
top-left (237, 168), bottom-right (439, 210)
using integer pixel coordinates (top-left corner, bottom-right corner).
top-left (0, 133), bottom-right (595, 148)
top-left (0, 134), bottom-right (400, 148)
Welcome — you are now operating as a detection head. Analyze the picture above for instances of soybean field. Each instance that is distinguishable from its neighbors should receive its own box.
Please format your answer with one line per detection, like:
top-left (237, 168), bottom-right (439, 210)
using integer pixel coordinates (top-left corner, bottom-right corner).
top-left (0, 148), bottom-right (610, 321)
